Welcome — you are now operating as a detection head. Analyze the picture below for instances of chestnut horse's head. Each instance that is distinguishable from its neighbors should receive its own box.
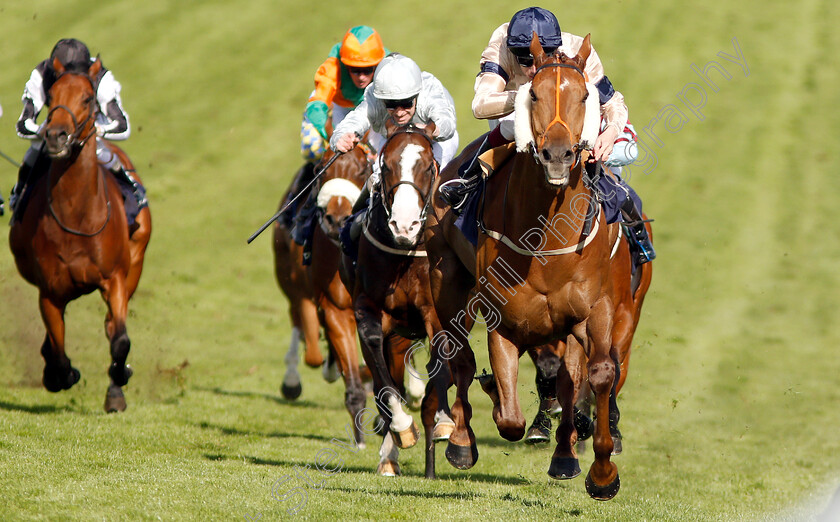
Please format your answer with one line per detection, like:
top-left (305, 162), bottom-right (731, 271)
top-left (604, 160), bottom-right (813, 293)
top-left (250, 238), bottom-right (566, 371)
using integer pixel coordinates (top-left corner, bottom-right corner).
top-left (378, 122), bottom-right (438, 247)
top-left (43, 56), bottom-right (101, 158)
top-left (315, 144), bottom-right (371, 239)
top-left (525, 32), bottom-right (591, 188)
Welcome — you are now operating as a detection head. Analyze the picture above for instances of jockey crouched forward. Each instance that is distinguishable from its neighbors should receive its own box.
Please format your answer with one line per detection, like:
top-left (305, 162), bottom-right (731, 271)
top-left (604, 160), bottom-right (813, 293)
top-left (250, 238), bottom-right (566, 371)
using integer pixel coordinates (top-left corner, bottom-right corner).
top-left (289, 26), bottom-right (388, 258)
top-left (438, 7), bottom-right (655, 265)
top-left (10, 38), bottom-right (146, 221)
top-left (295, 52), bottom-right (459, 263)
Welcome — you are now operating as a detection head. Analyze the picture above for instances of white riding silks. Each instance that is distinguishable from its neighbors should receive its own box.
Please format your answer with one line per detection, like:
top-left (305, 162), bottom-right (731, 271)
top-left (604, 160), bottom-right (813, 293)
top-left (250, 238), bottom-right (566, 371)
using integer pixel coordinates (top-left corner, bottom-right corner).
top-left (316, 178), bottom-right (362, 209)
top-left (514, 82), bottom-right (534, 152)
top-left (579, 82), bottom-right (601, 150)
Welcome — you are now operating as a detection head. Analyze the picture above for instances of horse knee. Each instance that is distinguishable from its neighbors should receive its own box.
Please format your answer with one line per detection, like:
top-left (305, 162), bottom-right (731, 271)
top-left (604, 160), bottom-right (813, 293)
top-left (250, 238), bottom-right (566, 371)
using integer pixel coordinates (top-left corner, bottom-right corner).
top-left (588, 359), bottom-right (615, 394)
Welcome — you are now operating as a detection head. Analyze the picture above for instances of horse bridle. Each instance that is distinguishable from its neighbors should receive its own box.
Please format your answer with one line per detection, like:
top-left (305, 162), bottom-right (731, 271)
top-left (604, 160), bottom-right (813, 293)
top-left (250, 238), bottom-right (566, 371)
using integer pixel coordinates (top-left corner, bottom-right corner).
top-left (45, 72), bottom-right (111, 237)
top-left (377, 127), bottom-right (439, 226)
top-left (529, 61), bottom-right (587, 170)
top-left (44, 72), bottom-right (99, 151)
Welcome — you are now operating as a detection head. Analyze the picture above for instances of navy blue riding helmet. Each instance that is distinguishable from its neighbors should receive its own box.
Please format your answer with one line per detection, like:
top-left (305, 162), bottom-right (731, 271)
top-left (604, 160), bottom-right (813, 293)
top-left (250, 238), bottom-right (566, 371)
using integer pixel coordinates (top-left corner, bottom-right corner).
top-left (506, 7), bottom-right (562, 51)
top-left (50, 38), bottom-right (91, 73)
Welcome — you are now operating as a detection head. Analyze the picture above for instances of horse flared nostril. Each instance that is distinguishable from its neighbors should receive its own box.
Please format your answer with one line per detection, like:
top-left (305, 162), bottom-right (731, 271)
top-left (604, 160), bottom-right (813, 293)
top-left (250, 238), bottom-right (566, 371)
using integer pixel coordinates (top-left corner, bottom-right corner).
top-left (542, 149), bottom-right (552, 162)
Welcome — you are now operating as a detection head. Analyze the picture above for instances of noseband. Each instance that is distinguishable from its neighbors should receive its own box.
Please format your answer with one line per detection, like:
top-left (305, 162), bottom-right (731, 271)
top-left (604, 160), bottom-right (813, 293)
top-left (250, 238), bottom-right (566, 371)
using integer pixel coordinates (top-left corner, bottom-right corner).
top-left (377, 127), bottom-right (439, 225)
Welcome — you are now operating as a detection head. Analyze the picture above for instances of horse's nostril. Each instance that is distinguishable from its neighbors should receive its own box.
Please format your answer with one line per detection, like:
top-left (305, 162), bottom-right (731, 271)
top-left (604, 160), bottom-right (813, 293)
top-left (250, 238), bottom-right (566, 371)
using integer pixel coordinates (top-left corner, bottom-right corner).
top-left (542, 149), bottom-right (552, 161)
top-left (564, 150), bottom-right (573, 159)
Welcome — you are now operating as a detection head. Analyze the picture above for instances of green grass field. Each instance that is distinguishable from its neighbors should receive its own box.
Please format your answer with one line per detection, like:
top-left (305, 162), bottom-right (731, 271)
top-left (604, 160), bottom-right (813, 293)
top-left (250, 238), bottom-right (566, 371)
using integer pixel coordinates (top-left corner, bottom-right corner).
top-left (1, 0), bottom-right (839, 519)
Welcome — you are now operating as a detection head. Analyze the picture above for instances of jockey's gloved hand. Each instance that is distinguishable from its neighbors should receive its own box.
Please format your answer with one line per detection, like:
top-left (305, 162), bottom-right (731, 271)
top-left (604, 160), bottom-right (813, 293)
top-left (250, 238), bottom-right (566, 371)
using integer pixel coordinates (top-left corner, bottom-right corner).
top-left (304, 101), bottom-right (330, 140)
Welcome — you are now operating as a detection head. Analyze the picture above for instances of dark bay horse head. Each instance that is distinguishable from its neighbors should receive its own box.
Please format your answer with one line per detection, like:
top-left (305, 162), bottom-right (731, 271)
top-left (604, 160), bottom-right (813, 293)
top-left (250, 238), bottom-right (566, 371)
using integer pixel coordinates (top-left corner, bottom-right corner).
top-left (315, 144), bottom-right (370, 239)
top-left (378, 122), bottom-right (438, 247)
top-left (523, 32), bottom-right (591, 188)
top-left (43, 56), bottom-right (101, 159)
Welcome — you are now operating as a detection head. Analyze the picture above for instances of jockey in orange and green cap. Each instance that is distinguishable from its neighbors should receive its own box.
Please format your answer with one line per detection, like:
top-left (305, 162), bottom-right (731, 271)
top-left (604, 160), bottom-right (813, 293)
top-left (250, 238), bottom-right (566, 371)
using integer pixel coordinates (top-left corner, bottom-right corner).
top-left (301, 26), bottom-right (388, 161)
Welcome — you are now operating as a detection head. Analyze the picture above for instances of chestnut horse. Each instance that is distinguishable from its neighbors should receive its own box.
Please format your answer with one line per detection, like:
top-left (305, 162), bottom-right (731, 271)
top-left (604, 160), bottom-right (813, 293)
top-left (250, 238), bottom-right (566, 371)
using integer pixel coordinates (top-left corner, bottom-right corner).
top-left (9, 57), bottom-right (152, 412)
top-left (426, 35), bottom-right (627, 499)
top-left (273, 145), bottom-right (372, 446)
top-left (343, 124), bottom-right (453, 478)
top-left (526, 217), bottom-right (653, 452)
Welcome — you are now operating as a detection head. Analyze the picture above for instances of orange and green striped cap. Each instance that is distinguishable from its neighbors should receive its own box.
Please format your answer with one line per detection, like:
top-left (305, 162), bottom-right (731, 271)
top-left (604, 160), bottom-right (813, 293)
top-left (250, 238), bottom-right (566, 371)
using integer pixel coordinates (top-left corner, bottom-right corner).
top-left (339, 26), bottom-right (385, 67)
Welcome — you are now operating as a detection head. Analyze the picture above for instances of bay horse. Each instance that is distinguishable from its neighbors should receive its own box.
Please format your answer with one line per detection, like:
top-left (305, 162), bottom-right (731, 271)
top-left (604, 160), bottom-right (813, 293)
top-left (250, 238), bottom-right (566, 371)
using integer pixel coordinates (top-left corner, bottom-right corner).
top-left (342, 123), bottom-right (453, 478)
top-left (425, 34), bottom-right (627, 499)
top-left (273, 144), bottom-right (372, 446)
top-left (9, 56), bottom-right (152, 412)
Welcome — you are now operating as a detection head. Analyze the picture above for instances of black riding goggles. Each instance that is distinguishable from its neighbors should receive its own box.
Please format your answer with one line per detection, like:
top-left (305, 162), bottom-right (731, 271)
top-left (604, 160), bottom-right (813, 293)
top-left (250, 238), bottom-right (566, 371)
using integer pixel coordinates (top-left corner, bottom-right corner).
top-left (347, 65), bottom-right (376, 75)
top-left (383, 96), bottom-right (417, 110)
top-left (510, 46), bottom-right (558, 67)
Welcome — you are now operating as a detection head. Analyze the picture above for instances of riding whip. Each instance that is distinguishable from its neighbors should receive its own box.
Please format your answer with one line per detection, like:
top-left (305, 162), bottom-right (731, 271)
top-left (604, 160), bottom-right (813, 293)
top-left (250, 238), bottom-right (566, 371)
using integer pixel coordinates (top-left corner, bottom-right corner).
top-left (246, 150), bottom-right (344, 244)
top-left (0, 148), bottom-right (21, 168)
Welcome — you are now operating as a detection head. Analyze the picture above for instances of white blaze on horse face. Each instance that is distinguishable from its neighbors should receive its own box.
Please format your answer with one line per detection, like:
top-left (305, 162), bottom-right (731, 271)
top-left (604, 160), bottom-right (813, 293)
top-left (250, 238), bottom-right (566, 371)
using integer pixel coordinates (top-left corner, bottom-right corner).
top-left (388, 143), bottom-right (425, 245)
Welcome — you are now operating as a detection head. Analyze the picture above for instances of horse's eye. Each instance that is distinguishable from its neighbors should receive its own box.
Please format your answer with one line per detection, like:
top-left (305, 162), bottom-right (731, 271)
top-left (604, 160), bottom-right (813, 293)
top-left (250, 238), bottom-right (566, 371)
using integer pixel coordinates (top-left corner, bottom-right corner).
top-left (582, 92), bottom-right (588, 103)
top-left (530, 89), bottom-right (537, 102)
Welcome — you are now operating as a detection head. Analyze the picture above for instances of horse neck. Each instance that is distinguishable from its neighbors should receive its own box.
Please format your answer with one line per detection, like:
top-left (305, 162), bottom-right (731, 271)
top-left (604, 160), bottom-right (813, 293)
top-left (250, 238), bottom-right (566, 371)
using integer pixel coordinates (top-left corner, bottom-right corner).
top-left (49, 139), bottom-right (108, 216)
top-left (504, 155), bottom-right (592, 237)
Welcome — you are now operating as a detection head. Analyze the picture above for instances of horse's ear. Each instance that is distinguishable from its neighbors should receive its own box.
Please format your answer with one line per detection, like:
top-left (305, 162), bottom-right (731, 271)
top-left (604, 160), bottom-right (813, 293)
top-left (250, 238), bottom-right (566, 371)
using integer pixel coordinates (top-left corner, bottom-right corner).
top-left (88, 55), bottom-right (102, 78)
top-left (52, 57), bottom-right (66, 76)
top-left (529, 32), bottom-right (546, 63)
top-left (422, 121), bottom-right (436, 140)
top-left (576, 34), bottom-right (592, 68)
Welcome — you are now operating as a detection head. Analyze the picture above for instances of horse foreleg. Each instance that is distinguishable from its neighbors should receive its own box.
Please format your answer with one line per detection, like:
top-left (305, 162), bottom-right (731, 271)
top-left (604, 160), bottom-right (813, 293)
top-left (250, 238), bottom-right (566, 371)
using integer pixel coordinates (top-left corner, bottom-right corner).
top-left (549, 337), bottom-right (583, 479)
top-left (299, 297), bottom-right (324, 367)
top-left (101, 276), bottom-right (133, 412)
top-left (486, 328), bottom-right (525, 441)
top-left (382, 331), bottom-right (419, 449)
top-left (583, 298), bottom-right (619, 500)
top-left (525, 344), bottom-right (562, 444)
top-left (39, 294), bottom-right (79, 392)
top-left (281, 327), bottom-right (303, 400)
top-left (376, 432), bottom-right (401, 477)
top-left (323, 303), bottom-right (366, 449)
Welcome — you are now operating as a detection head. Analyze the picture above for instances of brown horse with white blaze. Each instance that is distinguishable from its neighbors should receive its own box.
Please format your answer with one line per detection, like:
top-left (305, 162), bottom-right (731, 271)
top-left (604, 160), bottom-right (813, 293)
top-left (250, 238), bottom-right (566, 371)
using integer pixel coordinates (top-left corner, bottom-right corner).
top-left (426, 34), bottom-right (626, 499)
top-left (344, 123), bottom-right (454, 478)
top-left (9, 56), bottom-right (152, 412)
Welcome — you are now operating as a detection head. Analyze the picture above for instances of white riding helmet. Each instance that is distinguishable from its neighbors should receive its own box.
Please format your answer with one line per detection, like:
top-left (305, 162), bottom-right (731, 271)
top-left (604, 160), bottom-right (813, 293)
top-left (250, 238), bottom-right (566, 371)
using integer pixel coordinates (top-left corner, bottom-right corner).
top-left (373, 53), bottom-right (423, 100)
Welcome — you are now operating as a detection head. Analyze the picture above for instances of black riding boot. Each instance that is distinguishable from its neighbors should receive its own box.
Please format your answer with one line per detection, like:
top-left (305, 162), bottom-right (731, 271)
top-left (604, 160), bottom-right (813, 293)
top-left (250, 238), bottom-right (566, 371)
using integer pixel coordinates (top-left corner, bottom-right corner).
top-left (111, 166), bottom-right (147, 207)
top-left (620, 196), bottom-right (656, 265)
top-left (291, 192), bottom-right (319, 265)
top-left (438, 136), bottom-right (491, 213)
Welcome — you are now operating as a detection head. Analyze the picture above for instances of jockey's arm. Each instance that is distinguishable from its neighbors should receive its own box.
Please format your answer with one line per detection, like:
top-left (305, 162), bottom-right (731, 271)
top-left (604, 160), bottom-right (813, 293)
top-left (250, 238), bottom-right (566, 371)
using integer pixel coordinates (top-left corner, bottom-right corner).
top-left (421, 74), bottom-right (457, 141)
top-left (306, 52), bottom-right (342, 140)
top-left (471, 23), bottom-right (517, 120)
top-left (17, 68), bottom-right (47, 139)
top-left (330, 95), bottom-right (373, 152)
top-left (95, 71), bottom-right (130, 140)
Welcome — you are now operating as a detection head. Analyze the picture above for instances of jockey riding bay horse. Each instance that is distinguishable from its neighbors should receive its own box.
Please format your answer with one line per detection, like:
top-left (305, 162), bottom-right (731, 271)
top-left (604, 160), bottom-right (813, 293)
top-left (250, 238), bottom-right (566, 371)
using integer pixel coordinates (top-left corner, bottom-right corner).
top-left (426, 34), bottom-right (639, 500)
top-left (273, 144), bottom-right (373, 447)
top-left (341, 123), bottom-right (453, 478)
top-left (9, 57), bottom-right (152, 412)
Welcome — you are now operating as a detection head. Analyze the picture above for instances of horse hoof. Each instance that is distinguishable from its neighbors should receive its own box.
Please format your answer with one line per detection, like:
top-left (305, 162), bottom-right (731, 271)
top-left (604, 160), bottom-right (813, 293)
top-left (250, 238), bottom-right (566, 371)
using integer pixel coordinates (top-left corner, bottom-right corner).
top-left (585, 470), bottom-right (620, 500)
top-left (574, 409), bottom-right (594, 441)
top-left (548, 399), bottom-right (563, 418)
top-left (611, 435), bottom-right (623, 455)
top-left (104, 385), bottom-right (127, 413)
top-left (44, 366), bottom-right (80, 392)
top-left (548, 457), bottom-right (581, 480)
top-left (322, 361), bottom-right (340, 383)
top-left (445, 441), bottom-right (478, 470)
top-left (392, 421), bottom-right (419, 449)
top-left (432, 419), bottom-right (455, 442)
top-left (377, 459), bottom-right (400, 477)
top-left (524, 424), bottom-right (551, 444)
top-left (281, 381), bottom-right (302, 400)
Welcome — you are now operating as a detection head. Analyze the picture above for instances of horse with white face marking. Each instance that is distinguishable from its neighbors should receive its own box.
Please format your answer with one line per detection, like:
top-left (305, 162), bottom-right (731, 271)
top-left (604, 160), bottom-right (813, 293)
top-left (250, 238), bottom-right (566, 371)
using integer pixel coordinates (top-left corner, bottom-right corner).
top-left (344, 124), bottom-right (454, 478)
